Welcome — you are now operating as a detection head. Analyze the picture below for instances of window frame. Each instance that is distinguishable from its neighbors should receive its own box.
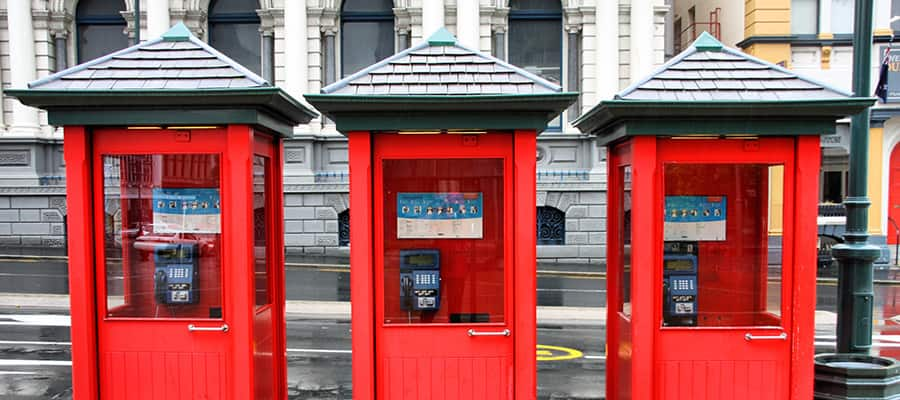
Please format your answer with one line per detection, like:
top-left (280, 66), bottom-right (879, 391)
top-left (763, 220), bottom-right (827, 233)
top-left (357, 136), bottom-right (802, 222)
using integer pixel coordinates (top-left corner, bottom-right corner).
top-left (75, 0), bottom-right (127, 63)
top-left (207, 0), bottom-right (262, 74)
top-left (507, 1), bottom-right (564, 132)
top-left (339, 2), bottom-right (396, 78)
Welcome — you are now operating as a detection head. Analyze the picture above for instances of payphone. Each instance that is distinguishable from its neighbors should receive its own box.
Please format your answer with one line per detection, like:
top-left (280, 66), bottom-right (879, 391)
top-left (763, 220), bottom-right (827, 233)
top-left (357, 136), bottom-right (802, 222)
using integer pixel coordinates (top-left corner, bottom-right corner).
top-left (662, 241), bottom-right (698, 326)
top-left (399, 249), bottom-right (441, 312)
top-left (147, 242), bottom-right (200, 305)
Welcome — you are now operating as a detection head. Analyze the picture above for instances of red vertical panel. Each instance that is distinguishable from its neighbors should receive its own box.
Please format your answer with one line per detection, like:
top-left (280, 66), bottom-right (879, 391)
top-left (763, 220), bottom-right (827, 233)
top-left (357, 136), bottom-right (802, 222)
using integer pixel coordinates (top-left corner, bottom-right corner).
top-left (473, 357), bottom-right (487, 400)
top-left (180, 353), bottom-right (193, 399)
top-left (792, 135), bottom-right (819, 400)
top-left (225, 125), bottom-right (254, 400)
top-left (207, 353), bottom-right (222, 400)
top-left (403, 358), bottom-right (417, 399)
top-left (166, 353), bottom-right (178, 398)
top-left (692, 361), bottom-right (705, 400)
top-left (734, 361), bottom-right (748, 400)
top-left (138, 352), bottom-right (152, 400)
top-left (461, 358), bottom-right (474, 400)
top-left (706, 360), bottom-right (720, 399)
top-left (348, 131), bottom-right (375, 400)
top-left (513, 131), bottom-right (537, 400)
top-left (272, 137), bottom-right (288, 400)
top-left (193, 353), bottom-right (207, 399)
top-left (152, 352), bottom-right (165, 400)
top-left (417, 358), bottom-right (431, 400)
top-left (630, 136), bottom-right (657, 400)
top-left (445, 357), bottom-right (459, 400)
top-left (64, 126), bottom-right (100, 400)
top-left (431, 358), bottom-right (445, 400)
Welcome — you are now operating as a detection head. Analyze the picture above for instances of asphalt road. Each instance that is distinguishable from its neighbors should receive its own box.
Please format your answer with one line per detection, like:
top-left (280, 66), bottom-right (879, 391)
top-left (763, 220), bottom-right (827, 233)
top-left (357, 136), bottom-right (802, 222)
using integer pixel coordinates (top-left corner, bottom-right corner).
top-left (0, 306), bottom-right (605, 400)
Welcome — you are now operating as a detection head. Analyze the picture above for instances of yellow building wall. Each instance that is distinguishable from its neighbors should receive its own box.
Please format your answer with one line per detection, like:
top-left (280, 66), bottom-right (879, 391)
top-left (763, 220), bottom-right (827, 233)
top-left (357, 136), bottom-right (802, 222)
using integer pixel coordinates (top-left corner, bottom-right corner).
top-left (743, 43), bottom-right (792, 67)
top-left (869, 127), bottom-right (884, 235)
top-left (744, 0), bottom-right (790, 37)
top-left (769, 166), bottom-right (784, 235)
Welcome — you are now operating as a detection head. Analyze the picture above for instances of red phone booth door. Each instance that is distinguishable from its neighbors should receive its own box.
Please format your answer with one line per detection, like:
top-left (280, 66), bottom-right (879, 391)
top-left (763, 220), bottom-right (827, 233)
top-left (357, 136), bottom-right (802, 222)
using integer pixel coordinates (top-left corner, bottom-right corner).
top-left (92, 130), bottom-right (233, 399)
top-left (654, 139), bottom-right (795, 399)
top-left (373, 133), bottom-right (515, 399)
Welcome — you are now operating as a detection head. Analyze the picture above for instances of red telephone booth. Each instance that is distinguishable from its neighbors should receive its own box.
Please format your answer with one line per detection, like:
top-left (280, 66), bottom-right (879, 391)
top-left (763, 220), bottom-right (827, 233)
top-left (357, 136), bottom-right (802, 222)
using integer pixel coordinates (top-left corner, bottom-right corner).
top-left (9, 24), bottom-right (317, 399)
top-left (306, 28), bottom-right (576, 400)
top-left (574, 33), bottom-right (873, 400)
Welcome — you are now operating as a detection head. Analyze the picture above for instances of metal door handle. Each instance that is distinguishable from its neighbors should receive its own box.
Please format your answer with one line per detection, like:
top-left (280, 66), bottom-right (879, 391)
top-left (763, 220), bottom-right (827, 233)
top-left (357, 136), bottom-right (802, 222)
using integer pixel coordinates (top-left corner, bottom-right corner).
top-left (188, 324), bottom-right (229, 332)
top-left (744, 332), bottom-right (786, 341)
top-left (467, 329), bottom-right (510, 337)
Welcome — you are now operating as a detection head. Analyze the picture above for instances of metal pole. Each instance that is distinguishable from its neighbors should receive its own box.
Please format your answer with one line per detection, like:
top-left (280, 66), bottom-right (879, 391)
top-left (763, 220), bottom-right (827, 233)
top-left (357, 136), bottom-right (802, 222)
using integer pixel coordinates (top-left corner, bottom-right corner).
top-left (832, 0), bottom-right (882, 354)
top-left (134, 0), bottom-right (141, 45)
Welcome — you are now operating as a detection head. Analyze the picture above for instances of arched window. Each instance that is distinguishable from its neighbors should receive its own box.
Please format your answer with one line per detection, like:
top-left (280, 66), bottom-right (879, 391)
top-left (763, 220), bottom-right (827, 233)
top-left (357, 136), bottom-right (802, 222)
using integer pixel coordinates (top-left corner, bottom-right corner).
top-left (508, 0), bottom-right (562, 129)
top-left (338, 209), bottom-right (350, 247)
top-left (75, 0), bottom-right (128, 63)
top-left (537, 206), bottom-right (565, 245)
top-left (340, 0), bottom-right (395, 77)
top-left (208, 0), bottom-right (262, 74)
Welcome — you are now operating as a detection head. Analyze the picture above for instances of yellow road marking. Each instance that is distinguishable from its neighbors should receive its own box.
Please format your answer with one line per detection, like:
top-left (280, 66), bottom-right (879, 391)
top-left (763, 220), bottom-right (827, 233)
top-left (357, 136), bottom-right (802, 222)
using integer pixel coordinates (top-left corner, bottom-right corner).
top-left (536, 344), bottom-right (583, 361)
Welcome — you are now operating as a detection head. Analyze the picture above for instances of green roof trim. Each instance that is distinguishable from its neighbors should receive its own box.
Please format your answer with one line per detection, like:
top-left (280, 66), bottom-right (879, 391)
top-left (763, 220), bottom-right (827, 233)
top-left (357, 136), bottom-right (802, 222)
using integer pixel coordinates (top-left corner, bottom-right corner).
top-left (693, 31), bottom-right (723, 51)
top-left (427, 27), bottom-right (457, 46)
top-left (7, 87), bottom-right (317, 137)
top-left (573, 98), bottom-right (876, 142)
top-left (162, 22), bottom-right (192, 42)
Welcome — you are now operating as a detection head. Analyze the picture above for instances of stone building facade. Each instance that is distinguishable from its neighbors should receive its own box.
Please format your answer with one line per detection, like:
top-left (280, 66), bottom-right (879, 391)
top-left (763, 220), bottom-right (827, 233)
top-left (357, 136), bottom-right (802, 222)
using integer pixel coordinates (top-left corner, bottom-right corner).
top-left (0, 0), bottom-right (670, 264)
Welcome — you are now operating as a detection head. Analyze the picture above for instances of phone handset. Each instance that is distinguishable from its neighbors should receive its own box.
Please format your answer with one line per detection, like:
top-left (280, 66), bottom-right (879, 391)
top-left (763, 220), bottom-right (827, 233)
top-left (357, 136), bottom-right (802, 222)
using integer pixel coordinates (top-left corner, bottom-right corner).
top-left (154, 269), bottom-right (168, 304)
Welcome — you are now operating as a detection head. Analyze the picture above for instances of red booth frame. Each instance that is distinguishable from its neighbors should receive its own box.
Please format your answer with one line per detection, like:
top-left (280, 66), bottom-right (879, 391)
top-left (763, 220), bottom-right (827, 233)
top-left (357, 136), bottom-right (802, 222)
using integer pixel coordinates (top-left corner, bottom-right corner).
top-left (64, 125), bottom-right (288, 399)
top-left (605, 135), bottom-right (821, 400)
top-left (346, 130), bottom-right (538, 400)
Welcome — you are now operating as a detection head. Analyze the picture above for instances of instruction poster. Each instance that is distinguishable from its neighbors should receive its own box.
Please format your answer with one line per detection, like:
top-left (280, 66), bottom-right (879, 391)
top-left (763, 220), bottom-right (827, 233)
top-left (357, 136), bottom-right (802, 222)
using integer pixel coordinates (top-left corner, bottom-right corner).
top-left (397, 192), bottom-right (483, 239)
top-left (152, 188), bottom-right (221, 234)
top-left (664, 195), bottom-right (726, 241)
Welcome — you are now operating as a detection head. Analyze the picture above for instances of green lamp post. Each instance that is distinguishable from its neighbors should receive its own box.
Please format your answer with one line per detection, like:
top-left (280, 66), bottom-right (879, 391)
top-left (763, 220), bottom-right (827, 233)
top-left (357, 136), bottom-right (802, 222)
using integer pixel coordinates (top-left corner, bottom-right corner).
top-left (815, 0), bottom-right (900, 398)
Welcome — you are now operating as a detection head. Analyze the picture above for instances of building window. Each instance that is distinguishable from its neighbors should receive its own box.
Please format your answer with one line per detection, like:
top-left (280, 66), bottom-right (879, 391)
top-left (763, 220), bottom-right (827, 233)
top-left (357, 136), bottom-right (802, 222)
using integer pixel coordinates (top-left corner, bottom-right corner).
top-left (831, 0), bottom-right (854, 33)
top-left (338, 209), bottom-right (350, 247)
top-left (341, 0), bottom-right (395, 78)
top-left (893, 0), bottom-right (900, 31)
top-left (508, 0), bottom-right (562, 130)
top-left (75, 0), bottom-right (128, 63)
top-left (791, 0), bottom-right (819, 35)
top-left (208, 0), bottom-right (262, 74)
top-left (537, 206), bottom-right (565, 245)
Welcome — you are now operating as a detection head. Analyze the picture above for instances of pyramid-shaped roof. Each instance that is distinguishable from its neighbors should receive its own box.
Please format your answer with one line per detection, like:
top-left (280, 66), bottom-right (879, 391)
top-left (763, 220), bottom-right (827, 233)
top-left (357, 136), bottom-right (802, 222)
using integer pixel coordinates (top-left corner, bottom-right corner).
top-left (574, 32), bottom-right (873, 141)
top-left (617, 32), bottom-right (851, 102)
top-left (30, 23), bottom-right (266, 90)
top-left (322, 28), bottom-right (561, 96)
top-left (306, 28), bottom-right (577, 133)
top-left (8, 23), bottom-right (316, 136)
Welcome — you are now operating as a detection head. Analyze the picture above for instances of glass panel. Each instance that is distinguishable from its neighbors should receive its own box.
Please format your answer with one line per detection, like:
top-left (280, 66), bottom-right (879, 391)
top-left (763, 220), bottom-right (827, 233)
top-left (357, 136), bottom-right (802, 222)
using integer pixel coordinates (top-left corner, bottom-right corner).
top-left (831, 0), bottom-right (855, 33)
top-left (823, 170), bottom-right (844, 203)
top-left (76, 0), bottom-right (125, 17)
top-left (209, 22), bottom-right (261, 75)
top-left (661, 163), bottom-right (783, 328)
top-left (619, 166), bottom-right (632, 318)
top-left (893, 0), bottom-right (900, 31)
top-left (209, 0), bottom-right (258, 15)
top-left (383, 158), bottom-right (504, 324)
top-left (509, 0), bottom-right (562, 11)
top-left (342, 0), bottom-right (395, 13)
top-left (103, 154), bottom-right (223, 319)
top-left (341, 21), bottom-right (395, 77)
top-left (508, 19), bottom-right (562, 85)
top-left (791, 0), bottom-right (818, 34)
top-left (253, 155), bottom-right (271, 307)
top-left (77, 24), bottom-right (129, 63)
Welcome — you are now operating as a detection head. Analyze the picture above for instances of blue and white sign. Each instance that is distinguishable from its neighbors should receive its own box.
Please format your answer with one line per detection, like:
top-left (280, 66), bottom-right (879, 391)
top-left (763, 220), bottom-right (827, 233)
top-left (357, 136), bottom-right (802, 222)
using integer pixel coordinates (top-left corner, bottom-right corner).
top-left (152, 188), bottom-right (221, 234)
top-left (397, 192), bottom-right (483, 239)
top-left (663, 196), bottom-right (726, 241)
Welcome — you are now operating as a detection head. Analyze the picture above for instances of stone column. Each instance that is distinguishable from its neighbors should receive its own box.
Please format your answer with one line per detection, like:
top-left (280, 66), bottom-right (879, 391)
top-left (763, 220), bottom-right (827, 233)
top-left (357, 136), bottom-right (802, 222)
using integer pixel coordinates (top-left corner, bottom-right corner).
top-left (422, 0), bottom-right (445, 38)
top-left (456, 0), bottom-right (479, 48)
top-left (596, 0), bottom-right (619, 99)
top-left (567, 26), bottom-right (581, 121)
top-left (147, 0), bottom-right (171, 38)
top-left (7, 0), bottom-right (41, 136)
top-left (284, 0), bottom-right (308, 98)
top-left (322, 28), bottom-right (337, 85)
top-left (492, 26), bottom-right (506, 60)
top-left (54, 33), bottom-right (68, 72)
top-left (629, 0), bottom-right (654, 82)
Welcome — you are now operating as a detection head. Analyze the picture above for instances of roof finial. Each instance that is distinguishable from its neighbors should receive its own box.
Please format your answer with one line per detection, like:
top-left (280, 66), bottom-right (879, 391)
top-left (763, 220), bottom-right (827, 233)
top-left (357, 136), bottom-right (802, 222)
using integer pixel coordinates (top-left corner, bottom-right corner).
top-left (427, 27), bottom-right (457, 46)
top-left (693, 31), bottom-right (723, 52)
top-left (162, 22), bottom-right (193, 42)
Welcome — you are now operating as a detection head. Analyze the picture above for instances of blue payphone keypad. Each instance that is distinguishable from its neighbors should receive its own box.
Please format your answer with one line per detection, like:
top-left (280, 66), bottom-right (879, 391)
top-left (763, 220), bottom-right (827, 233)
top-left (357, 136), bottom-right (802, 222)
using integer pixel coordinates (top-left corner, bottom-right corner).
top-left (400, 249), bottom-right (441, 311)
top-left (152, 243), bottom-right (199, 305)
top-left (663, 243), bottom-right (698, 326)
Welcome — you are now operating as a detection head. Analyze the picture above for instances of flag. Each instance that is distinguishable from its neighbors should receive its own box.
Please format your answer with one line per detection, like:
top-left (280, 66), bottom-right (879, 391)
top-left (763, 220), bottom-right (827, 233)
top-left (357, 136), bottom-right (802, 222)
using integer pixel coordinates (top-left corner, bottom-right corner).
top-left (876, 47), bottom-right (891, 102)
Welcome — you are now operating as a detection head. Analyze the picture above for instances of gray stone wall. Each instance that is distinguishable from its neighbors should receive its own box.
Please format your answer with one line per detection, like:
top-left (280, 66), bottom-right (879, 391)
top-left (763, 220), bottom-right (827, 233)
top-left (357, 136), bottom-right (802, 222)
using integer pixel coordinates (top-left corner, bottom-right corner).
top-left (537, 190), bottom-right (607, 265)
top-left (284, 191), bottom-right (349, 259)
top-left (0, 195), bottom-right (67, 248)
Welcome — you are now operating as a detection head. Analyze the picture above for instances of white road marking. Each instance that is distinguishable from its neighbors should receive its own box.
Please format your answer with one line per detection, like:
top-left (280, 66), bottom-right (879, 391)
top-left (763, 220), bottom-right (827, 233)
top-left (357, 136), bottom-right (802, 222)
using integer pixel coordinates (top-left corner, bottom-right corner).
top-left (0, 371), bottom-right (38, 375)
top-left (287, 348), bottom-right (351, 354)
top-left (0, 360), bottom-right (71, 367)
top-left (0, 314), bottom-right (70, 326)
top-left (0, 340), bottom-right (70, 346)
top-left (536, 289), bottom-right (607, 293)
top-left (583, 355), bottom-right (605, 360)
